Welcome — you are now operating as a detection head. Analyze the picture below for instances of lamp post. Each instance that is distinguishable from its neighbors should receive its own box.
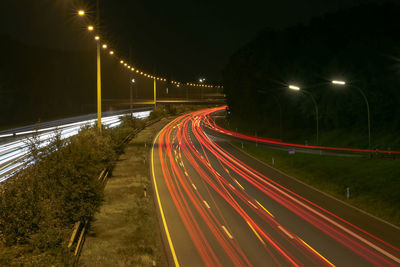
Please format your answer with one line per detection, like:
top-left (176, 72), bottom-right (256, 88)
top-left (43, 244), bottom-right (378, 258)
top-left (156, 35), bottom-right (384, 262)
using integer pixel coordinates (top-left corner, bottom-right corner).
top-left (199, 78), bottom-right (205, 99)
top-left (289, 85), bottom-right (319, 145)
top-left (79, 5), bottom-right (102, 131)
top-left (130, 78), bottom-right (135, 116)
top-left (154, 78), bottom-right (157, 107)
top-left (95, 0), bottom-right (102, 131)
top-left (257, 90), bottom-right (283, 140)
top-left (331, 80), bottom-right (371, 148)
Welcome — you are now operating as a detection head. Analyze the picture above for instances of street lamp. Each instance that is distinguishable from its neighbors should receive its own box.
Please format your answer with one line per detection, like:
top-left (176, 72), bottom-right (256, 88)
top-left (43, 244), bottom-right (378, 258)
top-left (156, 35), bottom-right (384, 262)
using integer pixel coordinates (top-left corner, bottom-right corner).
top-left (130, 78), bottom-right (135, 116)
top-left (331, 80), bottom-right (371, 148)
top-left (289, 85), bottom-right (319, 145)
top-left (79, 7), bottom-right (102, 132)
top-left (154, 77), bottom-right (157, 107)
top-left (257, 90), bottom-right (283, 140)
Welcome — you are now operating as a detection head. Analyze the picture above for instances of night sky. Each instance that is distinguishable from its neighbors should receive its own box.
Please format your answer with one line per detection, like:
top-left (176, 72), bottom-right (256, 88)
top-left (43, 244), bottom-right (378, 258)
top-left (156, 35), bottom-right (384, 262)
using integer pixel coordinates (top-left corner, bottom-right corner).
top-left (0, 0), bottom-right (394, 82)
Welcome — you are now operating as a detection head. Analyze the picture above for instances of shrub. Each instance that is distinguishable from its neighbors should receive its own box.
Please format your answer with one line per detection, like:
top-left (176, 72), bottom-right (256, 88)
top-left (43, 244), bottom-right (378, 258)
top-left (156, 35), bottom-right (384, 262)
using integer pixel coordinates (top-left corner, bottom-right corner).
top-left (0, 126), bottom-right (114, 250)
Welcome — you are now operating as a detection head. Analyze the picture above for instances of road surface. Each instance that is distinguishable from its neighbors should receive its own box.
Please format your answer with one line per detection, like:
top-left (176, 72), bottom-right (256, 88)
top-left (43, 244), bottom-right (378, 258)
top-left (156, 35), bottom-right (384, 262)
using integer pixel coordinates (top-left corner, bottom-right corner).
top-left (151, 107), bottom-right (400, 266)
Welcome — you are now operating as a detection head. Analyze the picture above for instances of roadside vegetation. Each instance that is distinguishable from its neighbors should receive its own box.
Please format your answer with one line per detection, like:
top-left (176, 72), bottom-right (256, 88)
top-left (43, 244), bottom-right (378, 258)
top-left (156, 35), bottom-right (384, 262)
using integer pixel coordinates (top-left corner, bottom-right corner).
top-left (235, 142), bottom-right (400, 226)
top-left (0, 115), bottom-right (144, 265)
top-left (0, 104), bottom-right (202, 265)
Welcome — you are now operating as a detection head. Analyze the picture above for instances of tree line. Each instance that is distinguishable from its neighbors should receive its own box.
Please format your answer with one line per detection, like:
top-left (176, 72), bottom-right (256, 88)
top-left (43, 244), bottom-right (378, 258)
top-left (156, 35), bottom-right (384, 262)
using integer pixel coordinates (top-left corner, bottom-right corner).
top-left (222, 2), bottom-right (400, 148)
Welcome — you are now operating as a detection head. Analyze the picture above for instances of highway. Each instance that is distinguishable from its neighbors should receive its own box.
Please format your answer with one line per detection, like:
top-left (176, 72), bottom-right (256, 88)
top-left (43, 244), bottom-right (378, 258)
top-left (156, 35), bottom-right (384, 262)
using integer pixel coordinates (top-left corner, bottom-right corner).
top-left (151, 107), bottom-right (400, 266)
top-left (0, 108), bottom-right (151, 182)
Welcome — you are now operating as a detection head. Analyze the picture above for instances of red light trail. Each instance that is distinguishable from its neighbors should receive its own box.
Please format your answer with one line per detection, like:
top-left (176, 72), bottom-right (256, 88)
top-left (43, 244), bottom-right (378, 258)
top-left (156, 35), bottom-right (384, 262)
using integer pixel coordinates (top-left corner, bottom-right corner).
top-left (151, 107), bottom-right (400, 266)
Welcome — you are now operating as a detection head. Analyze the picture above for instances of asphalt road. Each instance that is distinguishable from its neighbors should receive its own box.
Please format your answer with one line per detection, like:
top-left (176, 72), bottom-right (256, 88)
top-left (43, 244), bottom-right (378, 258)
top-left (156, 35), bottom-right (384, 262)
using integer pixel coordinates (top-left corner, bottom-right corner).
top-left (151, 107), bottom-right (400, 267)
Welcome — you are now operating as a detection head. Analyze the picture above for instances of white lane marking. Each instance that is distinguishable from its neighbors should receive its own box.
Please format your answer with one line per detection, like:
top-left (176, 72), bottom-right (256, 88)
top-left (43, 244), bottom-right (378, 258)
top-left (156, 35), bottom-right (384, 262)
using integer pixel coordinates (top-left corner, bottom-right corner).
top-left (248, 200), bottom-right (258, 210)
top-left (203, 200), bottom-right (211, 209)
top-left (222, 226), bottom-right (234, 239)
top-left (278, 226), bottom-right (294, 239)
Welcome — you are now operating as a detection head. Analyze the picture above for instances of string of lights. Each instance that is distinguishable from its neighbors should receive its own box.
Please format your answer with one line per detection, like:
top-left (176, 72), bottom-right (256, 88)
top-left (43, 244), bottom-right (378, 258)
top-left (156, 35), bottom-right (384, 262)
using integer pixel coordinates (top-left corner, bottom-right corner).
top-left (78, 9), bottom-right (223, 89)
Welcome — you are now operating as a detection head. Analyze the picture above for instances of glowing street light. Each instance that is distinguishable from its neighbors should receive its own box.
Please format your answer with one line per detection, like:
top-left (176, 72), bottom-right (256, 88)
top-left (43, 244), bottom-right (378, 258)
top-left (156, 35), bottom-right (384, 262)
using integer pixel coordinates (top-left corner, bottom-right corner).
top-left (289, 85), bottom-right (300, 91)
top-left (332, 80), bottom-right (346, 85)
top-left (109, 51), bottom-right (114, 55)
top-left (88, 25), bottom-right (94, 31)
top-left (78, 10), bottom-right (85, 16)
top-left (102, 44), bottom-right (107, 49)
top-left (94, 36), bottom-right (100, 41)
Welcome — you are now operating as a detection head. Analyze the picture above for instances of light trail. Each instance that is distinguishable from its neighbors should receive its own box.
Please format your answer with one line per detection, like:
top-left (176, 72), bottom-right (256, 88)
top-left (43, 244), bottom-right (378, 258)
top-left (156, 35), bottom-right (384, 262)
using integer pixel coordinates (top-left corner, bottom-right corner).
top-left (0, 110), bottom-right (150, 182)
top-left (203, 106), bottom-right (400, 155)
top-left (152, 107), bottom-right (400, 266)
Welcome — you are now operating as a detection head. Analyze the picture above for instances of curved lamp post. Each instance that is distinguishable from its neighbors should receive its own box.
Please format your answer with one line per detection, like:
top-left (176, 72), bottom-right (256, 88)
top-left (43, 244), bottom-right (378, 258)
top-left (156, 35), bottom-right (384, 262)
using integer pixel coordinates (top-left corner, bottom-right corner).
top-left (331, 80), bottom-right (371, 148)
top-left (289, 85), bottom-right (319, 145)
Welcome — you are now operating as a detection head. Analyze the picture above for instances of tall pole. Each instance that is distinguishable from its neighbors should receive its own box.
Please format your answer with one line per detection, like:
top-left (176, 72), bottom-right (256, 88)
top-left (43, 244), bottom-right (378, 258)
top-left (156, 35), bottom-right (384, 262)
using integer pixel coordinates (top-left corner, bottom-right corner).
top-left (130, 82), bottom-right (133, 115)
top-left (302, 90), bottom-right (319, 145)
top-left (96, 0), bottom-right (102, 131)
top-left (257, 90), bottom-right (283, 140)
top-left (271, 95), bottom-right (283, 140)
top-left (154, 79), bottom-right (157, 107)
top-left (354, 86), bottom-right (371, 148)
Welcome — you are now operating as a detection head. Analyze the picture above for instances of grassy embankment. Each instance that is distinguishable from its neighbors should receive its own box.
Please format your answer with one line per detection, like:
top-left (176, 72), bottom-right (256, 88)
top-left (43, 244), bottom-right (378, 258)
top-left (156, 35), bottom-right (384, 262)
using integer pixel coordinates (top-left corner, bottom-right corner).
top-left (234, 141), bottom-right (400, 226)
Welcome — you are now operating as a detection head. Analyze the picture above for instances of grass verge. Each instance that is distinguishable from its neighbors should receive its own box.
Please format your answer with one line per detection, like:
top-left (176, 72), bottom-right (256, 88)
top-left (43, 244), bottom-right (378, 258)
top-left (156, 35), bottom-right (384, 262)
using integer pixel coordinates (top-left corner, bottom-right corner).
top-left (79, 120), bottom-right (169, 266)
top-left (234, 141), bottom-right (400, 226)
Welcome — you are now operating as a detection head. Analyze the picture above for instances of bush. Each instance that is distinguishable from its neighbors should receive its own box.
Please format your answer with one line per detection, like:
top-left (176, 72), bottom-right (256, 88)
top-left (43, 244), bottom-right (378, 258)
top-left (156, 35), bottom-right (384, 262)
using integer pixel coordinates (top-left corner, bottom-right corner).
top-left (0, 127), bottom-right (114, 250)
top-left (149, 106), bottom-right (168, 120)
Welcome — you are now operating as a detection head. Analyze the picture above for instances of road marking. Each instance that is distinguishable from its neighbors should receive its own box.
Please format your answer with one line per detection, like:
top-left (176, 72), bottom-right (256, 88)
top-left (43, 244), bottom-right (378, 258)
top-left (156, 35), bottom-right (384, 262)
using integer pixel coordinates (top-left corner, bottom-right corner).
top-left (229, 184), bottom-right (236, 190)
top-left (152, 130), bottom-right (180, 267)
top-left (248, 200), bottom-right (258, 210)
top-left (192, 183), bottom-right (197, 190)
top-left (299, 238), bottom-right (335, 267)
top-left (278, 226), bottom-right (294, 239)
top-left (246, 221), bottom-right (265, 245)
top-left (203, 200), bottom-right (211, 209)
top-left (222, 225), bottom-right (234, 239)
top-left (228, 133), bottom-right (400, 264)
top-left (255, 200), bottom-right (275, 218)
top-left (234, 179), bottom-right (245, 190)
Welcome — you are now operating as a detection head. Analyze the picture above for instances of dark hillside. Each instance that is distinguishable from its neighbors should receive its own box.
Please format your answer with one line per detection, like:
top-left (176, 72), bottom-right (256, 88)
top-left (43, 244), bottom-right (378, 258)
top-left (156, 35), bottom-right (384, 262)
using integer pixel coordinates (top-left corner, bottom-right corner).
top-left (223, 2), bottom-right (400, 148)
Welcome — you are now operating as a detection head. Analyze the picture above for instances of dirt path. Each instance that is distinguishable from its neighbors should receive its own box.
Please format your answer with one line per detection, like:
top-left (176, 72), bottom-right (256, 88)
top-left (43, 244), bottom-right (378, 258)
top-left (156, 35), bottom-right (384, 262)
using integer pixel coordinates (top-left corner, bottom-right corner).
top-left (80, 119), bottom-right (171, 266)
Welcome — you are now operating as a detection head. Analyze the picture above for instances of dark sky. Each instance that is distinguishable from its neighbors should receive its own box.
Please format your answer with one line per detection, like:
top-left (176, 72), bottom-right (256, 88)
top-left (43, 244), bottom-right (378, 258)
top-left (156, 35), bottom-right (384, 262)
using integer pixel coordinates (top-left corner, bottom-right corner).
top-left (0, 0), bottom-right (393, 82)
